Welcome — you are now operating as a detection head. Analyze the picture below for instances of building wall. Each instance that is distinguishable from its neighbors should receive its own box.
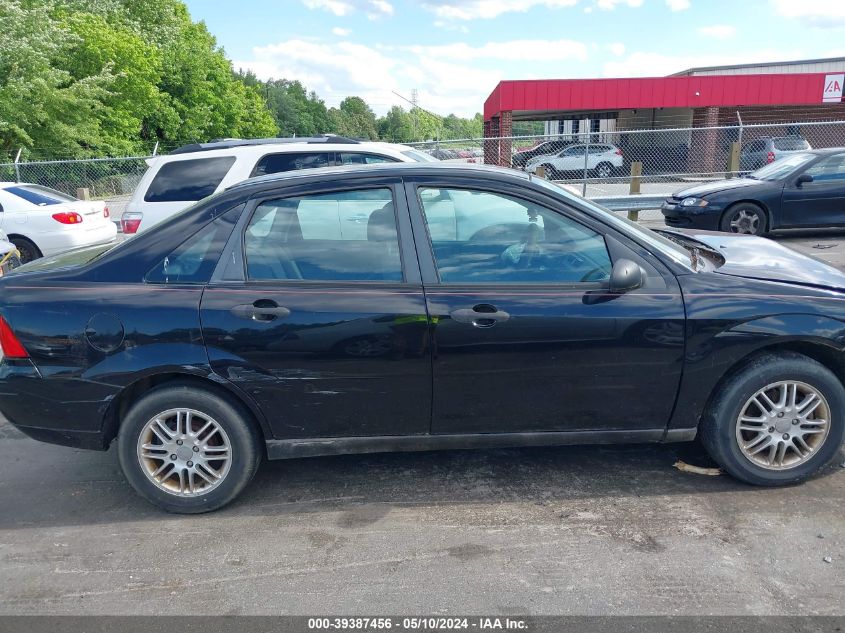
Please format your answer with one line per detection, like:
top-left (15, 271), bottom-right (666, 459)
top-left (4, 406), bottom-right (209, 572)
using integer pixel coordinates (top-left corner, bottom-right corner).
top-left (688, 60), bottom-right (845, 76)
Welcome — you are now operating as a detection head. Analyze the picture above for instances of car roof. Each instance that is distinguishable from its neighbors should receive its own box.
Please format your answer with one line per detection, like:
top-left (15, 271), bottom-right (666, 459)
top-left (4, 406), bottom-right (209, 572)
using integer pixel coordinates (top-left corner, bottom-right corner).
top-left (226, 162), bottom-right (531, 194)
top-left (169, 135), bottom-right (362, 154)
top-left (148, 140), bottom-right (420, 165)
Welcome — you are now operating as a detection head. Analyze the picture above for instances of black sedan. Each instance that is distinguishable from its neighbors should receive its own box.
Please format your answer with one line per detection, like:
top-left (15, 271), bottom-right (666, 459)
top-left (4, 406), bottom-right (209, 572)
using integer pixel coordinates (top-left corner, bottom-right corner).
top-left (1, 163), bottom-right (844, 513)
top-left (662, 148), bottom-right (845, 235)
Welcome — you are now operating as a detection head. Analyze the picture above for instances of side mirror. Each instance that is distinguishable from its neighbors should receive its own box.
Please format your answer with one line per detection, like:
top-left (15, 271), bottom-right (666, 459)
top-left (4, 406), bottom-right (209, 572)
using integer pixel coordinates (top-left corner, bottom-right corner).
top-left (609, 258), bottom-right (645, 294)
top-left (796, 173), bottom-right (813, 187)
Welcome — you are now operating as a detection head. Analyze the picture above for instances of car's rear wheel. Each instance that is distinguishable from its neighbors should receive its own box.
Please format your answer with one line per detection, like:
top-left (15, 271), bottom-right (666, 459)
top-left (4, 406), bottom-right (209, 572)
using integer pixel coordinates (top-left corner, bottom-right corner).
top-left (9, 237), bottom-right (41, 264)
top-left (541, 163), bottom-right (558, 179)
top-left (720, 203), bottom-right (767, 235)
top-left (117, 384), bottom-right (262, 513)
top-left (594, 162), bottom-right (614, 179)
top-left (700, 352), bottom-right (845, 486)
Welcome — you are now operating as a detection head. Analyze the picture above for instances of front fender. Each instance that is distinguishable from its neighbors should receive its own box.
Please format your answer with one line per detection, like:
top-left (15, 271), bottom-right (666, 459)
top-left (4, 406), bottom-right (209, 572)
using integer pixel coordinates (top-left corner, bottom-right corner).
top-left (669, 312), bottom-right (845, 432)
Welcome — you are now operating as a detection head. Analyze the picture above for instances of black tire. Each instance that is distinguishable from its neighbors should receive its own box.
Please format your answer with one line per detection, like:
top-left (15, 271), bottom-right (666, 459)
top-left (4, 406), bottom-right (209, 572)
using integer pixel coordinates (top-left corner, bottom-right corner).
top-left (594, 162), bottom-right (614, 179)
top-left (10, 237), bottom-right (42, 264)
top-left (117, 384), bottom-right (262, 513)
top-left (541, 163), bottom-right (558, 180)
top-left (720, 202), bottom-right (768, 236)
top-left (700, 352), bottom-right (845, 486)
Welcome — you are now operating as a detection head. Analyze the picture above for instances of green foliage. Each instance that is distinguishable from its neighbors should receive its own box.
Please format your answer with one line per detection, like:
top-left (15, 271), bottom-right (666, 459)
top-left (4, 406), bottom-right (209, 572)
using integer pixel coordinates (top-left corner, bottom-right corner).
top-left (0, 0), bottom-right (277, 159)
top-left (246, 77), bottom-right (332, 137)
top-left (0, 0), bottom-right (484, 159)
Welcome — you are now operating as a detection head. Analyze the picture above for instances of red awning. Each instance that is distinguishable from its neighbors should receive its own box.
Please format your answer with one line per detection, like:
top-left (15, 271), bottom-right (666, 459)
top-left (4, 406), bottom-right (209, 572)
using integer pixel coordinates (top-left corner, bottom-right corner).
top-left (484, 73), bottom-right (838, 121)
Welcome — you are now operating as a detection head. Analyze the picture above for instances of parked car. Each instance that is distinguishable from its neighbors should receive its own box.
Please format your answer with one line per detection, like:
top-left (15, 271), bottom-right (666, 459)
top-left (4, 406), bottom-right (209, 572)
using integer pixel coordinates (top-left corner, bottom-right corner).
top-left (511, 140), bottom-right (575, 169)
top-left (525, 144), bottom-right (623, 179)
top-left (740, 136), bottom-right (811, 171)
top-left (662, 149), bottom-right (845, 235)
top-left (0, 182), bottom-right (116, 263)
top-left (1, 163), bottom-right (844, 513)
top-left (122, 136), bottom-right (436, 235)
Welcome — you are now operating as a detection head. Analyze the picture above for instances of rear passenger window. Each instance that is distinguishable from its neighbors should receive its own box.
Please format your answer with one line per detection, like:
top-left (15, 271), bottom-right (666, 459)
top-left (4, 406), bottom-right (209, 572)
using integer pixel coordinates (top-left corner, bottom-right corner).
top-left (244, 188), bottom-right (403, 282)
top-left (146, 205), bottom-right (241, 284)
top-left (144, 157), bottom-right (236, 203)
top-left (774, 137), bottom-right (810, 151)
top-left (252, 152), bottom-right (331, 176)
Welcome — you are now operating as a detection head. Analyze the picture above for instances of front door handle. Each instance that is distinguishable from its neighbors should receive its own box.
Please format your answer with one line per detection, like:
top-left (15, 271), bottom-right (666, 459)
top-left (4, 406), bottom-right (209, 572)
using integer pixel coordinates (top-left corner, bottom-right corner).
top-left (450, 304), bottom-right (510, 328)
top-left (231, 301), bottom-right (291, 322)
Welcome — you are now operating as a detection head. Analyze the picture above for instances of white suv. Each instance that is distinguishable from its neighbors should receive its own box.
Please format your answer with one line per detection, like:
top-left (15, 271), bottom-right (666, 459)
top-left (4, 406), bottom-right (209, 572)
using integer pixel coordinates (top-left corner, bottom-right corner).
top-left (122, 136), bottom-right (435, 234)
top-left (524, 143), bottom-right (623, 180)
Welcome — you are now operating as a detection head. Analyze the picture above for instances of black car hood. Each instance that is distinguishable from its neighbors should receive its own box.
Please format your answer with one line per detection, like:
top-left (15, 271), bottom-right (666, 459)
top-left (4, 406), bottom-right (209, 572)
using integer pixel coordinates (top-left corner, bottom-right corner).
top-left (672, 177), bottom-right (768, 198)
top-left (661, 229), bottom-right (845, 290)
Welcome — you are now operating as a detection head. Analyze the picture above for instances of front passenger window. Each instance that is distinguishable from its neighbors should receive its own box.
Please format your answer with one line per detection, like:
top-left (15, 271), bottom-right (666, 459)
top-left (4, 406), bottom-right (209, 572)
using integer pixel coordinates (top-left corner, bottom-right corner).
top-left (418, 188), bottom-right (612, 284)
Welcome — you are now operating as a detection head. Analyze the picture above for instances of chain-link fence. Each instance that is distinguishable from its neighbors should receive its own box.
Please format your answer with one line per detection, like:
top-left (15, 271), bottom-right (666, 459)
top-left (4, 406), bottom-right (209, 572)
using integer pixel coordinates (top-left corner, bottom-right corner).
top-left (410, 120), bottom-right (845, 214)
top-left (2, 119), bottom-right (843, 226)
top-left (0, 155), bottom-right (152, 217)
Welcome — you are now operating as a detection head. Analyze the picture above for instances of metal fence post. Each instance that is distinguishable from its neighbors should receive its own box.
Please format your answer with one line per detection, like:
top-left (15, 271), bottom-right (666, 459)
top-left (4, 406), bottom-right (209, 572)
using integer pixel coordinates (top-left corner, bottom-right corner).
top-left (14, 148), bottom-right (22, 183)
top-left (581, 138), bottom-right (590, 197)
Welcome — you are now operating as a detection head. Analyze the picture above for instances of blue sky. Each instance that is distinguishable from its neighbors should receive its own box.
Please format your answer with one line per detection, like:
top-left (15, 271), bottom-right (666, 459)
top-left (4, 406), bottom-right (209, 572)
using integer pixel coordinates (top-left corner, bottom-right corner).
top-left (184, 0), bottom-right (845, 117)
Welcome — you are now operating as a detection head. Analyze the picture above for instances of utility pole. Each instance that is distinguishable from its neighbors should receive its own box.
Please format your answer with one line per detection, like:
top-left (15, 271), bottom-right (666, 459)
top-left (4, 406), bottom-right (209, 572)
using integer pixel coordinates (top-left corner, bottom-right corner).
top-left (411, 89), bottom-right (419, 141)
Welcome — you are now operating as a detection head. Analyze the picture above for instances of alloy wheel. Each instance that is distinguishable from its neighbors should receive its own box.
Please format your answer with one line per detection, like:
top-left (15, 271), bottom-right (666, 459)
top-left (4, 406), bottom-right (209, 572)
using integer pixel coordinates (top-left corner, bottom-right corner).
top-left (735, 381), bottom-right (831, 470)
top-left (136, 408), bottom-right (232, 496)
top-left (729, 209), bottom-right (760, 234)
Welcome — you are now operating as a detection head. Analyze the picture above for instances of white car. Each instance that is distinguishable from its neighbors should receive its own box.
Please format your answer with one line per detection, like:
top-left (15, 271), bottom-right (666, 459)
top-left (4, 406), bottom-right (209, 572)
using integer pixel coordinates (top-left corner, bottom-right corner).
top-left (123, 136), bottom-right (437, 234)
top-left (525, 143), bottom-right (624, 179)
top-left (0, 183), bottom-right (117, 263)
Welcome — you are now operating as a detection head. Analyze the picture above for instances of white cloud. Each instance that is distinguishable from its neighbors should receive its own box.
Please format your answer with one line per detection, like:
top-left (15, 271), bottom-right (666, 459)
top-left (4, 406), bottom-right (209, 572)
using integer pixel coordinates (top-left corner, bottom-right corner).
top-left (404, 39), bottom-right (588, 62)
top-left (332, 27), bottom-right (352, 36)
top-left (697, 24), bottom-right (736, 38)
top-left (302, 0), bottom-right (393, 19)
top-left (596, 0), bottom-right (643, 10)
top-left (302, 0), bottom-right (354, 16)
top-left (666, 0), bottom-right (691, 11)
top-left (608, 42), bottom-right (626, 56)
top-left (234, 38), bottom-right (509, 117)
top-left (420, 0), bottom-right (577, 21)
top-left (433, 20), bottom-right (470, 32)
top-left (367, 0), bottom-right (394, 19)
top-left (602, 49), bottom-right (806, 77)
top-left (771, 0), bottom-right (845, 27)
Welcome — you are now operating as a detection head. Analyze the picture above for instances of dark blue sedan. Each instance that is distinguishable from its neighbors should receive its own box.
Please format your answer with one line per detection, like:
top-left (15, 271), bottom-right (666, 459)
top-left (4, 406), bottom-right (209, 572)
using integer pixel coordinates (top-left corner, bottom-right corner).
top-left (662, 148), bottom-right (845, 235)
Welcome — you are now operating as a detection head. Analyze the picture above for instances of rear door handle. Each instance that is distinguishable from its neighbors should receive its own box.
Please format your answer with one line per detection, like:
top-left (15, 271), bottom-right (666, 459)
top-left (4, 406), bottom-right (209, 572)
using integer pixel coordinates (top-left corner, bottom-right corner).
top-left (231, 301), bottom-right (291, 322)
top-left (450, 305), bottom-right (510, 328)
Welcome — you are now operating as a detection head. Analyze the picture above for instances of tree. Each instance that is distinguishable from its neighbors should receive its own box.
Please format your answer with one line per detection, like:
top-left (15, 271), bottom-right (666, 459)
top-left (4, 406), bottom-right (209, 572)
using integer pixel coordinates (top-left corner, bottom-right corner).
top-left (0, 0), bottom-right (111, 156)
top-left (329, 96), bottom-right (378, 140)
top-left (377, 106), bottom-right (414, 142)
top-left (253, 78), bottom-right (331, 137)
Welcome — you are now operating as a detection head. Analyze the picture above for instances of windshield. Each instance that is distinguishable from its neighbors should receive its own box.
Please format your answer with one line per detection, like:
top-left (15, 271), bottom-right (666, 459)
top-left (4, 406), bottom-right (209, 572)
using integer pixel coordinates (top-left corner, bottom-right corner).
top-left (401, 149), bottom-right (439, 163)
top-left (749, 153), bottom-right (815, 180)
top-left (530, 176), bottom-right (694, 269)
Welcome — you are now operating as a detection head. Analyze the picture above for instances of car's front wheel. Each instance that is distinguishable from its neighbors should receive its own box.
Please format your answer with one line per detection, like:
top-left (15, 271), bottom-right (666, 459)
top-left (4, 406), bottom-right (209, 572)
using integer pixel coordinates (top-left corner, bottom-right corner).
top-left (117, 384), bottom-right (262, 513)
top-left (700, 352), bottom-right (845, 486)
top-left (720, 202), bottom-right (767, 235)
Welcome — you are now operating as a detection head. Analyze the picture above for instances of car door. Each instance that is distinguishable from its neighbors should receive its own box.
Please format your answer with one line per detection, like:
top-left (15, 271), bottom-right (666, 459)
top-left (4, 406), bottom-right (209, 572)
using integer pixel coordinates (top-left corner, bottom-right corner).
top-left (200, 179), bottom-right (432, 440)
top-left (555, 145), bottom-right (584, 171)
top-left (781, 153), bottom-right (845, 227)
top-left (406, 177), bottom-right (686, 436)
